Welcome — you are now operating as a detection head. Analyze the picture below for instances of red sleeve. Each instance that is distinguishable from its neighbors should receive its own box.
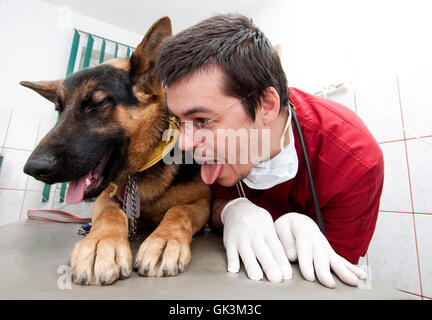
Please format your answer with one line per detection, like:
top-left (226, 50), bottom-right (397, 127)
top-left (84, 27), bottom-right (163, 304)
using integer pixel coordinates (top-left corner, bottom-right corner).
top-left (321, 154), bottom-right (384, 264)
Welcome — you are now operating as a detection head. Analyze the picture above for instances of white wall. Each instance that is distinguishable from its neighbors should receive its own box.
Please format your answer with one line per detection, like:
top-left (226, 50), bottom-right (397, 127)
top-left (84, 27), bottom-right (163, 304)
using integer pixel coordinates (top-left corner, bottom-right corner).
top-left (246, 0), bottom-right (290, 74)
top-left (0, 0), bottom-right (142, 115)
top-left (0, 0), bottom-right (143, 226)
top-left (0, 0), bottom-right (71, 114)
top-left (280, 0), bottom-right (432, 93)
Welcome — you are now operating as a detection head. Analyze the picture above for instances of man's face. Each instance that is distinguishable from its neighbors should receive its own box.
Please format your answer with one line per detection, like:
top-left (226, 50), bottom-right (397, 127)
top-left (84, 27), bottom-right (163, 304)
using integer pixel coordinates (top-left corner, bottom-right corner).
top-left (166, 65), bottom-right (265, 187)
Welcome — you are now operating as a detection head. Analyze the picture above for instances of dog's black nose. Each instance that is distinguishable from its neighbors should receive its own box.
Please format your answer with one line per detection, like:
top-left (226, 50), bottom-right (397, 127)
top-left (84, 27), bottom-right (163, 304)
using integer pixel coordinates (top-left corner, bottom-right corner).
top-left (24, 152), bottom-right (57, 179)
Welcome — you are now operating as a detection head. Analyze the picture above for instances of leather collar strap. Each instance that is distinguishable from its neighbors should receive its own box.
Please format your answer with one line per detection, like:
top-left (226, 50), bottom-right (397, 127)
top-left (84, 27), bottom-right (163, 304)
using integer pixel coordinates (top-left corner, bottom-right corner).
top-left (137, 117), bottom-right (179, 172)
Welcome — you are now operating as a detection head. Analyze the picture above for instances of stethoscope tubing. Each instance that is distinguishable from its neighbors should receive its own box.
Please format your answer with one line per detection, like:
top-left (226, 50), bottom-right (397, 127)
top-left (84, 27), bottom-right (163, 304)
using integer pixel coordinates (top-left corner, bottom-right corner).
top-left (290, 102), bottom-right (326, 236)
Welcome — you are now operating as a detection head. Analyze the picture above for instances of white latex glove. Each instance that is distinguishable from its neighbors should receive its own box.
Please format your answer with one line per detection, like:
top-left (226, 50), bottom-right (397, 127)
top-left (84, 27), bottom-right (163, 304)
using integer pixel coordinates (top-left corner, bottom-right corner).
top-left (221, 198), bottom-right (292, 282)
top-left (274, 212), bottom-right (367, 288)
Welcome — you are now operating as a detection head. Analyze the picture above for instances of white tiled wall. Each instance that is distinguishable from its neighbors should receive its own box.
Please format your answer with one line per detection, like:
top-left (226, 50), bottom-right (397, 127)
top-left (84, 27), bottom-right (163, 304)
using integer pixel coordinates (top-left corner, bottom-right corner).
top-left (0, 147), bottom-right (32, 190)
top-left (406, 137), bottom-right (432, 213)
top-left (0, 107), bottom-right (93, 225)
top-left (355, 76), bottom-right (404, 143)
top-left (331, 70), bottom-right (432, 299)
top-left (378, 142), bottom-right (412, 212)
top-left (5, 110), bottom-right (40, 150)
top-left (0, 0), bottom-right (142, 228)
top-left (367, 212), bottom-right (421, 295)
top-left (398, 70), bottom-right (432, 139)
top-left (0, 188), bottom-right (25, 225)
top-left (0, 108), bottom-right (11, 147)
top-left (415, 214), bottom-right (432, 298)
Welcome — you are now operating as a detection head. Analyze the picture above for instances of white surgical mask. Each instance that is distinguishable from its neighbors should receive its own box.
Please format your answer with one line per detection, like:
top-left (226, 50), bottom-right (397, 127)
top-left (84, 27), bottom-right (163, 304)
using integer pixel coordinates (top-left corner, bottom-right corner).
top-left (242, 108), bottom-right (298, 190)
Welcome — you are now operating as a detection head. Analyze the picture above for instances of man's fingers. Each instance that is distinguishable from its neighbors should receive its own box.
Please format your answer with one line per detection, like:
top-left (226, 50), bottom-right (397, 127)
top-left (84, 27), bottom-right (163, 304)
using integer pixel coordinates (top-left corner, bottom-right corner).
top-left (225, 245), bottom-right (240, 273)
top-left (347, 263), bottom-right (368, 280)
top-left (265, 236), bottom-right (292, 280)
top-left (275, 217), bottom-right (298, 262)
top-left (330, 255), bottom-right (360, 286)
top-left (238, 242), bottom-right (263, 281)
top-left (252, 240), bottom-right (283, 282)
top-left (313, 247), bottom-right (335, 288)
top-left (295, 234), bottom-right (315, 282)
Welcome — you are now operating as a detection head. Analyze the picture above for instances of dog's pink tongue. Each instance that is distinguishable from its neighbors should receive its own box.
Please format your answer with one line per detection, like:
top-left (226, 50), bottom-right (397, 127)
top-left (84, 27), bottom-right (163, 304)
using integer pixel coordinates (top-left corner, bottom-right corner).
top-left (66, 172), bottom-right (91, 204)
top-left (201, 163), bottom-right (222, 185)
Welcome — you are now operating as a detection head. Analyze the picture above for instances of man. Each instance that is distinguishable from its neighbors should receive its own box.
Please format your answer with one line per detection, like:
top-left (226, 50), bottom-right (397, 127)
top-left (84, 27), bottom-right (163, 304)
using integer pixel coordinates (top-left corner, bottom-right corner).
top-left (155, 14), bottom-right (383, 288)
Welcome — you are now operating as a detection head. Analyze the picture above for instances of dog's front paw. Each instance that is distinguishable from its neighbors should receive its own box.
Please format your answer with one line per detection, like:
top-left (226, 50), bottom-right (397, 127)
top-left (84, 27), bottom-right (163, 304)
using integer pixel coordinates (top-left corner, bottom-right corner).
top-left (134, 232), bottom-right (191, 277)
top-left (70, 234), bottom-right (132, 285)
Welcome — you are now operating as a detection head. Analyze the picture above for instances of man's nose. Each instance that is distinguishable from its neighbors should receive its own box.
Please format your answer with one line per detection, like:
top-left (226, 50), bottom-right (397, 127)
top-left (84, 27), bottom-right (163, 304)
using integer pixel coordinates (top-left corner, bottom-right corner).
top-left (178, 127), bottom-right (202, 151)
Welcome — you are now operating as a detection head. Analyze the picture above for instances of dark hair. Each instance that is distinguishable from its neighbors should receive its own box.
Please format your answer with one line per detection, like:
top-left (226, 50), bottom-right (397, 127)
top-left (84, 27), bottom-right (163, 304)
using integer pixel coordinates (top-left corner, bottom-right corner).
top-left (155, 14), bottom-right (289, 120)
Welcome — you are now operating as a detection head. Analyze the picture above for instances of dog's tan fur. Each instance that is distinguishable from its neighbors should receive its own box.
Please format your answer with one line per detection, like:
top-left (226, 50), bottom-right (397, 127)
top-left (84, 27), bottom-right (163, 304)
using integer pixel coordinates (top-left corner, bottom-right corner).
top-left (21, 17), bottom-right (211, 285)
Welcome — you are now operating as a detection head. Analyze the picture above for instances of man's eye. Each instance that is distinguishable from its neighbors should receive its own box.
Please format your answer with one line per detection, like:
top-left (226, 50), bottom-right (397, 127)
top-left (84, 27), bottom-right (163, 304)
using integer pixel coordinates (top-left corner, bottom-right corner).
top-left (195, 118), bottom-right (210, 125)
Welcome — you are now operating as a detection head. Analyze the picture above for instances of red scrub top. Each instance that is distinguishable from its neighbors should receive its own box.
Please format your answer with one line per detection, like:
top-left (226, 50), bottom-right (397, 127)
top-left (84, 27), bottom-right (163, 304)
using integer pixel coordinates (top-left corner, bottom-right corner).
top-left (211, 87), bottom-right (384, 264)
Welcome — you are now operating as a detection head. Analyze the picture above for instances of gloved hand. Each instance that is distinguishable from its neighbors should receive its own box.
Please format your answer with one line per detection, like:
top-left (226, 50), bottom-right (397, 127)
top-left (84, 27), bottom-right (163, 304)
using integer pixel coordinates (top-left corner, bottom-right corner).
top-left (274, 212), bottom-right (367, 288)
top-left (221, 198), bottom-right (292, 282)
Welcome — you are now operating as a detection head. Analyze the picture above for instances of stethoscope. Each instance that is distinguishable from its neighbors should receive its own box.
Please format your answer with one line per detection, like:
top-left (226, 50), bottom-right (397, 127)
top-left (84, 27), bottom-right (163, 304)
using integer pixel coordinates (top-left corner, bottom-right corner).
top-left (290, 101), bottom-right (325, 236)
top-left (236, 101), bottom-right (326, 236)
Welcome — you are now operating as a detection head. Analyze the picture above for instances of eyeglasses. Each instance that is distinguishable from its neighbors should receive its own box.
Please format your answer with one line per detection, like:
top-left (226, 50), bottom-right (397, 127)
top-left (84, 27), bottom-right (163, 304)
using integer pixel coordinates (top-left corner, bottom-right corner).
top-left (169, 93), bottom-right (253, 132)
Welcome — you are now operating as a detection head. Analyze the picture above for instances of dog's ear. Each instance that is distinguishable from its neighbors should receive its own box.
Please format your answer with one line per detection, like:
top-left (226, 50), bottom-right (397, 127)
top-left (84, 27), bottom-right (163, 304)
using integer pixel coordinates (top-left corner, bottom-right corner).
top-left (20, 80), bottom-right (62, 102)
top-left (130, 16), bottom-right (172, 88)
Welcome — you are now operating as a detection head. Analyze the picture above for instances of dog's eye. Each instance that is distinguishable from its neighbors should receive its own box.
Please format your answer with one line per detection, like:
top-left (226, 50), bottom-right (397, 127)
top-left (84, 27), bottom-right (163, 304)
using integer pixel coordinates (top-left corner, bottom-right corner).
top-left (94, 98), bottom-right (109, 107)
top-left (84, 97), bottom-right (110, 113)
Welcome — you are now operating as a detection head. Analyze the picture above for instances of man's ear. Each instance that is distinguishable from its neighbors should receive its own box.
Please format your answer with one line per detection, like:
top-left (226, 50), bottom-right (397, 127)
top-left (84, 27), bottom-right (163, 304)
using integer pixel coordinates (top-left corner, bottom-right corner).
top-left (19, 80), bottom-right (62, 102)
top-left (274, 44), bottom-right (281, 57)
top-left (260, 87), bottom-right (281, 125)
top-left (130, 16), bottom-right (172, 87)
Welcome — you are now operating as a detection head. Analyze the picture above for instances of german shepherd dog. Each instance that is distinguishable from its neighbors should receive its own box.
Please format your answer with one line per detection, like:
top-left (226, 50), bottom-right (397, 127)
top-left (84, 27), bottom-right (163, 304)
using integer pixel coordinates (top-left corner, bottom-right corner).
top-left (20, 17), bottom-right (211, 285)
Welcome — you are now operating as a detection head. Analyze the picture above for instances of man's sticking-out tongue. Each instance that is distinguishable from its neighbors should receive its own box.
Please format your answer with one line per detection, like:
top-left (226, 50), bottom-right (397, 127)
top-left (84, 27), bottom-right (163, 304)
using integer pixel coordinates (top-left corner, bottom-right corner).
top-left (66, 172), bottom-right (92, 204)
top-left (201, 163), bottom-right (222, 185)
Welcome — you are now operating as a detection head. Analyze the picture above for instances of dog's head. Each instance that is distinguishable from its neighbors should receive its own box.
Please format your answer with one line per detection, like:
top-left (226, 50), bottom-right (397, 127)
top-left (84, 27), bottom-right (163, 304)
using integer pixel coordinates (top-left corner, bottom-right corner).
top-left (20, 17), bottom-right (172, 204)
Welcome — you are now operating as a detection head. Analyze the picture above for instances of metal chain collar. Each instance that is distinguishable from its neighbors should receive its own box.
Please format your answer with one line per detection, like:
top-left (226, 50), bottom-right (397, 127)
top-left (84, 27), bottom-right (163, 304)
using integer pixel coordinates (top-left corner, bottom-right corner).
top-left (123, 175), bottom-right (141, 241)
